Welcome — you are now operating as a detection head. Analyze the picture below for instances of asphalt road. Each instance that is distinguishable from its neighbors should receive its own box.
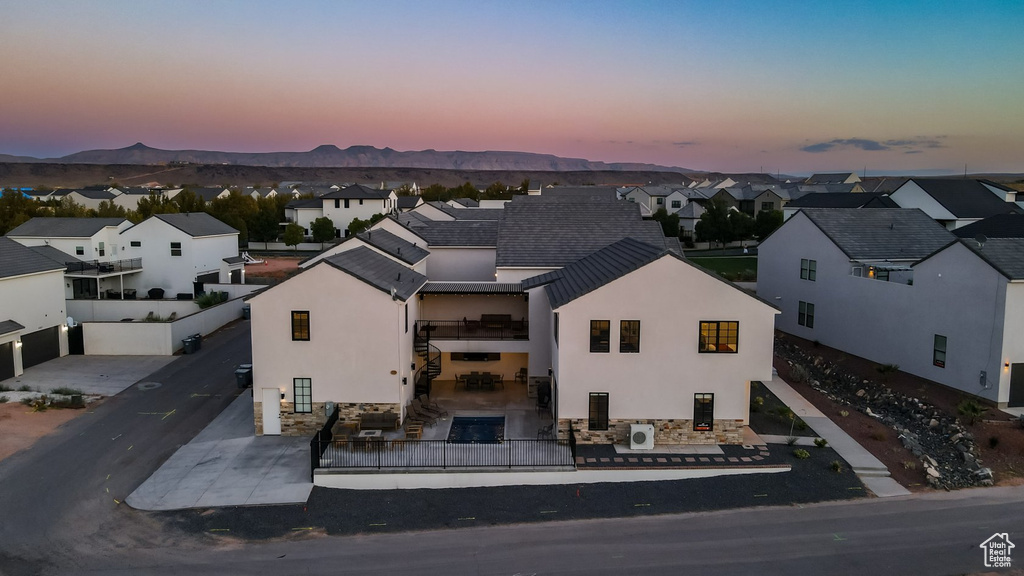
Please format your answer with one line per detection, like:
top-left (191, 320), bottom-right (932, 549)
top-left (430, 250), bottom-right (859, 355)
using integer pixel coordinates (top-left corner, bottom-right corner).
top-left (0, 320), bottom-right (251, 576)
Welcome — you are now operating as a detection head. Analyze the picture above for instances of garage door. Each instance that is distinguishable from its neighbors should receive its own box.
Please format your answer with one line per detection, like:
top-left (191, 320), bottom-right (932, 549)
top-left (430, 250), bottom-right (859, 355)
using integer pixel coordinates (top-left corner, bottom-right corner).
top-left (21, 326), bottom-right (60, 369)
top-left (0, 342), bottom-right (14, 381)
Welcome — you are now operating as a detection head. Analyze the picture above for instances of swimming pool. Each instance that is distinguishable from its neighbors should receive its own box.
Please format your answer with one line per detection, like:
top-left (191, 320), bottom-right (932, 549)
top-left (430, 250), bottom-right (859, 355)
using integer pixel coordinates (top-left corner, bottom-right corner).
top-left (447, 416), bottom-right (505, 444)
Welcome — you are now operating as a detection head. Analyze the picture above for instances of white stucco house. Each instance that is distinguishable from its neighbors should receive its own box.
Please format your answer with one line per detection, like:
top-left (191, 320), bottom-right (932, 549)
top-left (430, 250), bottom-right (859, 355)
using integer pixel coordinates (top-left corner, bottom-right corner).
top-left (0, 237), bottom-right (69, 381)
top-left (888, 179), bottom-right (1022, 230)
top-left (249, 193), bottom-right (778, 446)
top-left (758, 207), bottom-right (1024, 407)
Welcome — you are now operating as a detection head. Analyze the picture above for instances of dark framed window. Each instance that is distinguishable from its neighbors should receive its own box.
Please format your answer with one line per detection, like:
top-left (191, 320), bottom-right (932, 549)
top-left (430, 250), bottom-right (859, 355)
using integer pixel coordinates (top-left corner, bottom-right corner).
top-left (798, 301), bottom-right (814, 328)
top-left (694, 393), bottom-right (714, 431)
top-left (698, 321), bottom-right (738, 353)
top-left (800, 258), bottom-right (816, 281)
top-left (933, 334), bottom-right (946, 368)
top-left (876, 268), bottom-right (890, 281)
top-left (130, 240), bottom-right (141, 247)
top-left (344, 199), bottom-right (350, 208)
top-left (656, 197), bottom-right (664, 205)
top-left (75, 246), bottom-right (84, 256)
top-left (620, 320), bottom-right (640, 353)
top-left (588, 392), bottom-right (609, 430)
top-left (761, 202), bottom-right (773, 211)
top-left (553, 312), bottom-right (559, 345)
top-left (291, 311), bottom-right (310, 341)
top-left (671, 200), bottom-right (681, 209)
top-left (404, 304), bottom-right (408, 333)
top-left (293, 378), bottom-right (312, 413)
top-left (98, 241), bottom-right (105, 257)
top-left (170, 242), bottom-right (182, 257)
top-left (590, 320), bottom-right (610, 353)
top-left (359, 199), bottom-right (363, 205)
top-left (334, 199), bottom-right (340, 208)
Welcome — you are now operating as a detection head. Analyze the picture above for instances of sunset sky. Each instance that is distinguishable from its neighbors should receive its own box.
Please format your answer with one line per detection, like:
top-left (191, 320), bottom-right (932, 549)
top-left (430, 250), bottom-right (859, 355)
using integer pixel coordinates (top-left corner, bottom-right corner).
top-left (2, 0), bottom-right (1022, 174)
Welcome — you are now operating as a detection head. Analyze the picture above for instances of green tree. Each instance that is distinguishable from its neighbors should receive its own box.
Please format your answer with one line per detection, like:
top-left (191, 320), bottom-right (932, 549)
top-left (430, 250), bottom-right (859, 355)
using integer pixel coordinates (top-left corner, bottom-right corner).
top-left (518, 179), bottom-right (531, 193)
top-left (393, 184), bottom-right (416, 196)
top-left (172, 189), bottom-right (206, 213)
top-left (48, 197), bottom-right (89, 218)
top-left (249, 197), bottom-right (281, 243)
top-left (754, 209), bottom-right (784, 241)
top-left (311, 216), bottom-right (336, 248)
top-left (651, 207), bottom-right (680, 238)
top-left (283, 222), bottom-right (304, 251)
top-left (728, 210), bottom-right (755, 241)
top-left (0, 190), bottom-right (39, 234)
top-left (419, 184), bottom-right (447, 202)
top-left (93, 200), bottom-right (127, 219)
top-left (694, 197), bottom-right (733, 245)
top-left (136, 193), bottom-right (179, 219)
top-left (347, 213), bottom-right (385, 236)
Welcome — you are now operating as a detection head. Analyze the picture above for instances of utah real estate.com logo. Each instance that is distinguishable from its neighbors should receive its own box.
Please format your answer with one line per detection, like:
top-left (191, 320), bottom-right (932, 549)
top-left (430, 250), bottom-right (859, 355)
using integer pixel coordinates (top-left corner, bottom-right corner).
top-left (979, 533), bottom-right (1014, 568)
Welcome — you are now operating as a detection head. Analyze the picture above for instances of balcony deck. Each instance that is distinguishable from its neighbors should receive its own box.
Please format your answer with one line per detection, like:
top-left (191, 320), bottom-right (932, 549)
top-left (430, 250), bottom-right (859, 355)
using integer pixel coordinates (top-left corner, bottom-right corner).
top-left (416, 320), bottom-right (529, 341)
top-left (65, 258), bottom-right (143, 277)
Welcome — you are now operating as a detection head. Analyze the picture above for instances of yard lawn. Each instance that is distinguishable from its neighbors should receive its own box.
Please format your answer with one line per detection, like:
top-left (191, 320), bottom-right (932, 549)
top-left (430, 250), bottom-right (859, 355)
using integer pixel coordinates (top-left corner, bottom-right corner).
top-left (689, 256), bottom-right (757, 281)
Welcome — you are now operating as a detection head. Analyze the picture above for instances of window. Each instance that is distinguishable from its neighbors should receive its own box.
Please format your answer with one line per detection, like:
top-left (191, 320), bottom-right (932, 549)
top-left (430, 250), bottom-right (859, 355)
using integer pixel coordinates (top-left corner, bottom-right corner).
top-left (359, 199), bottom-right (363, 205)
top-left (553, 312), bottom-right (559, 345)
top-left (588, 393), bottom-right (609, 430)
top-left (876, 268), bottom-right (890, 282)
top-left (293, 378), bottom-right (312, 413)
top-left (98, 241), bottom-right (105, 257)
top-left (693, 393), bottom-right (714, 431)
top-left (130, 240), bottom-right (141, 247)
top-left (344, 199), bottom-right (350, 208)
top-left (334, 199), bottom-right (340, 209)
top-left (800, 259), bottom-right (816, 281)
top-left (698, 321), bottom-right (738, 353)
top-left (798, 301), bottom-right (815, 328)
top-left (75, 246), bottom-right (84, 256)
top-left (291, 311), bottom-right (310, 341)
top-left (404, 304), bottom-right (408, 333)
top-left (590, 320), bottom-right (610, 353)
top-left (656, 197), bottom-right (664, 205)
top-left (671, 200), bottom-right (681, 209)
top-left (933, 335), bottom-right (946, 368)
top-left (170, 242), bottom-right (182, 257)
top-left (620, 320), bottom-right (640, 353)
top-left (761, 202), bottom-right (773, 212)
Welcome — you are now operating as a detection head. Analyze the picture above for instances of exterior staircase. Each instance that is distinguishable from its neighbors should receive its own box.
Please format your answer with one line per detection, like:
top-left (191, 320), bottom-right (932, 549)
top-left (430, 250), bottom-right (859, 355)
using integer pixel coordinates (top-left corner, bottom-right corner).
top-left (413, 333), bottom-right (441, 397)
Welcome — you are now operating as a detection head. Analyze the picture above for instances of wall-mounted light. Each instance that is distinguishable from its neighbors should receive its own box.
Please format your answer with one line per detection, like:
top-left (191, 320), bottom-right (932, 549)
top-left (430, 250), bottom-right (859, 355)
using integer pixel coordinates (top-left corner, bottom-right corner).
top-left (15, 341), bottom-right (23, 348)
top-left (1006, 361), bottom-right (1011, 368)
top-left (61, 324), bottom-right (68, 332)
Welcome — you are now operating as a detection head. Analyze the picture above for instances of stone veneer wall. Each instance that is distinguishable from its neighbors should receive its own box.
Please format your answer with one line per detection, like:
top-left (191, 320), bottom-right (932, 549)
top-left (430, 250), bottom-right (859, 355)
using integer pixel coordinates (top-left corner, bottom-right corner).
top-left (558, 418), bottom-right (744, 445)
top-left (254, 401), bottom-right (400, 436)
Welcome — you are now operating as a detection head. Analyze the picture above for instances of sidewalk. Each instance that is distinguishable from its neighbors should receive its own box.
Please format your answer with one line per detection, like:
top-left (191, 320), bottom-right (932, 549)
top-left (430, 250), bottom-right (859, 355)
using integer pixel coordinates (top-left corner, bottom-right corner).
top-left (127, 392), bottom-right (311, 511)
top-left (761, 374), bottom-right (910, 498)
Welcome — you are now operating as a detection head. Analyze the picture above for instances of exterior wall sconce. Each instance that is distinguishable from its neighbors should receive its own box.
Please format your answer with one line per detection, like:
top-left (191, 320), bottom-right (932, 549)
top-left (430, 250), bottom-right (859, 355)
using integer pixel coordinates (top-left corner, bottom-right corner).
top-left (1006, 361), bottom-right (1011, 368)
top-left (15, 340), bottom-right (23, 348)
top-left (61, 324), bottom-right (68, 332)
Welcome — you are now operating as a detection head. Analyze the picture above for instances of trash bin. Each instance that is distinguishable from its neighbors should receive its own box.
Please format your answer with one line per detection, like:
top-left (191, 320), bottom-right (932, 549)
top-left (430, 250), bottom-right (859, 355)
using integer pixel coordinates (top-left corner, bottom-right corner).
top-left (192, 333), bottom-right (202, 350)
top-left (182, 337), bottom-right (196, 354)
top-left (242, 304), bottom-right (251, 320)
top-left (235, 367), bottom-right (253, 389)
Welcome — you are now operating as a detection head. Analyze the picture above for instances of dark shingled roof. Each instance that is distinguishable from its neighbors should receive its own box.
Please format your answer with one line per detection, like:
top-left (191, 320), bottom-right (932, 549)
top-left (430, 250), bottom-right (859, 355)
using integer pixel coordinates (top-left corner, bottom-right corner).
top-left (223, 255), bottom-right (245, 264)
top-left (496, 195), bottom-right (673, 267)
top-left (150, 213), bottom-right (238, 237)
top-left (799, 208), bottom-right (954, 261)
top-left (425, 202), bottom-right (504, 220)
top-left (952, 213), bottom-right (1024, 239)
top-left (29, 245), bottom-right (81, 265)
top-left (396, 216), bottom-right (498, 247)
top-left (396, 196), bottom-right (422, 209)
top-left (806, 173), bottom-right (858, 184)
top-left (0, 320), bottom-right (25, 336)
top-left (450, 197), bottom-right (479, 207)
top-left (542, 186), bottom-right (620, 200)
top-left (0, 237), bottom-right (67, 279)
top-left (73, 189), bottom-right (116, 200)
top-left (6, 217), bottom-right (126, 238)
top-left (522, 238), bottom-right (668, 309)
top-left (419, 282), bottom-right (522, 294)
top-left (358, 229), bottom-right (429, 264)
top-left (964, 238), bottom-right (1024, 280)
top-left (322, 246), bottom-right (426, 301)
top-left (906, 179), bottom-right (1023, 218)
top-left (286, 198), bottom-right (322, 209)
top-left (785, 192), bottom-right (897, 209)
top-left (322, 184), bottom-right (392, 200)
top-left (192, 188), bottom-right (227, 201)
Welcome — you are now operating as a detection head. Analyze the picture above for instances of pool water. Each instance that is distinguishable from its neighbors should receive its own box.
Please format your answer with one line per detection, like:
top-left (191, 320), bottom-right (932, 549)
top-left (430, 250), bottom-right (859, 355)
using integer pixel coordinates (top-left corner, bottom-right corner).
top-left (447, 416), bottom-right (505, 444)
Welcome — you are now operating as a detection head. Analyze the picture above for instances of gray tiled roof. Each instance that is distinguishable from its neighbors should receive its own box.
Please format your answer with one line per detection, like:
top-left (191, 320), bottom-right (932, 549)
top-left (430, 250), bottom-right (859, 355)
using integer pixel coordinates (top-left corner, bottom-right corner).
top-left (964, 238), bottom-right (1024, 279)
top-left (905, 179), bottom-right (1023, 218)
top-left (806, 173), bottom-right (857, 184)
top-left (286, 198), bottom-right (322, 209)
top-left (522, 238), bottom-right (668, 309)
top-left (952, 213), bottom-right (1024, 239)
top-left (396, 216), bottom-right (498, 247)
top-left (426, 202), bottom-right (504, 220)
top-left (323, 246), bottom-right (426, 301)
top-left (450, 198), bottom-right (479, 208)
top-left (150, 213), bottom-right (238, 237)
top-left (419, 282), bottom-right (522, 294)
top-left (358, 229), bottom-right (430, 264)
top-left (73, 189), bottom-right (116, 200)
top-left (540, 187), bottom-right (619, 201)
top-left (676, 202), bottom-right (705, 219)
top-left (223, 255), bottom-right (245, 264)
top-left (192, 188), bottom-right (227, 201)
top-left (0, 319), bottom-right (25, 336)
top-left (496, 195), bottom-right (672, 267)
top-left (799, 208), bottom-right (954, 261)
top-left (396, 196), bottom-right (422, 209)
top-left (6, 217), bottom-right (127, 238)
top-left (0, 237), bottom-right (67, 279)
top-left (29, 245), bottom-right (81, 265)
top-left (786, 192), bottom-right (897, 209)
top-left (322, 184), bottom-right (392, 200)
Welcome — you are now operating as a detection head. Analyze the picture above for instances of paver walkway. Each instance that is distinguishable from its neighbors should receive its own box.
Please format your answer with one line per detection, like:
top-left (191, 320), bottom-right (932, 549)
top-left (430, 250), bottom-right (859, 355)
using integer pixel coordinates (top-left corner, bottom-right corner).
top-left (761, 374), bottom-right (910, 497)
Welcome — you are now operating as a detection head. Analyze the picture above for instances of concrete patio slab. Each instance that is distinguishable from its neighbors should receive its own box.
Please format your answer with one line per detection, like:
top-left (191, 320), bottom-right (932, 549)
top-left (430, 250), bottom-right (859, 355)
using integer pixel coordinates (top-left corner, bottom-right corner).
top-left (3, 354), bottom-right (175, 396)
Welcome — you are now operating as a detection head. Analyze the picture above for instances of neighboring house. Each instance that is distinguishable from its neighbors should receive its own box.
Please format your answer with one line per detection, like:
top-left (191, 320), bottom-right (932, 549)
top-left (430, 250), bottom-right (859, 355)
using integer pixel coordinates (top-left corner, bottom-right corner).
top-left (284, 198), bottom-right (323, 235)
top-left (758, 208), bottom-right (1024, 407)
top-left (0, 237), bottom-right (69, 381)
top-left (396, 196), bottom-right (424, 212)
top-left (782, 192), bottom-right (897, 220)
top-left (120, 213), bottom-right (242, 297)
top-left (320, 184), bottom-right (398, 237)
top-left (805, 172), bottom-right (861, 185)
top-left (889, 179), bottom-right (1022, 229)
top-left (447, 198), bottom-right (479, 208)
top-left (952, 213), bottom-right (1024, 239)
top-left (66, 189), bottom-right (117, 210)
top-left (676, 201), bottom-right (706, 237)
top-left (623, 185), bottom-right (676, 216)
top-left (708, 186), bottom-right (784, 215)
top-left (979, 180), bottom-right (1018, 203)
top-left (299, 227), bottom-right (430, 275)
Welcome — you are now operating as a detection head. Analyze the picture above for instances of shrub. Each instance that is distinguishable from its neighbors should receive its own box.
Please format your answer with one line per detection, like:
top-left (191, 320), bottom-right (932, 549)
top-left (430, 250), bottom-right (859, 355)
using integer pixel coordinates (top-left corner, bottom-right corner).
top-left (51, 387), bottom-right (83, 396)
top-left (795, 419), bottom-right (808, 431)
top-left (750, 396), bottom-right (764, 412)
top-left (814, 437), bottom-right (828, 448)
top-left (957, 398), bottom-right (989, 425)
top-left (195, 291), bottom-right (226, 309)
top-left (793, 449), bottom-right (810, 459)
top-left (786, 436), bottom-right (799, 446)
top-left (774, 406), bottom-right (795, 421)
top-left (0, 384), bottom-right (12, 392)
top-left (875, 363), bottom-right (899, 377)
top-left (790, 364), bottom-right (811, 384)
top-left (20, 397), bottom-right (32, 406)
top-left (989, 436), bottom-right (1000, 449)
top-left (0, 395), bottom-right (8, 403)
top-left (869, 430), bottom-right (887, 442)
top-left (839, 410), bottom-right (849, 417)
top-left (830, 460), bottom-right (844, 473)
top-left (17, 385), bottom-right (31, 392)
top-left (902, 460), bottom-right (917, 470)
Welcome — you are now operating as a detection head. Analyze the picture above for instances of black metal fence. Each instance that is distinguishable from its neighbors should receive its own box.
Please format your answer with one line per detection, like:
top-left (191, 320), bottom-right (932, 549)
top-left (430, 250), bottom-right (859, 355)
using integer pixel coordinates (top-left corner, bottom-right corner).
top-left (311, 438), bottom-right (573, 472)
top-left (65, 258), bottom-right (142, 275)
top-left (415, 320), bottom-right (529, 341)
top-left (309, 405), bottom-right (341, 481)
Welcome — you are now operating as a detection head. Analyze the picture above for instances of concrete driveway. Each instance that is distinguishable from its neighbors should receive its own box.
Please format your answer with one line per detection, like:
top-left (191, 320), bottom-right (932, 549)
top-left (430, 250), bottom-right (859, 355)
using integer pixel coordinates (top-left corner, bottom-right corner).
top-left (3, 354), bottom-right (176, 396)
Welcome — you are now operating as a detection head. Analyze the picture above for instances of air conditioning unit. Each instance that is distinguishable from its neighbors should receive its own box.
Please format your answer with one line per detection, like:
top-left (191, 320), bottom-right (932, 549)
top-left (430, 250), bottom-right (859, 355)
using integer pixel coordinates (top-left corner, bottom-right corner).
top-left (630, 423), bottom-right (655, 450)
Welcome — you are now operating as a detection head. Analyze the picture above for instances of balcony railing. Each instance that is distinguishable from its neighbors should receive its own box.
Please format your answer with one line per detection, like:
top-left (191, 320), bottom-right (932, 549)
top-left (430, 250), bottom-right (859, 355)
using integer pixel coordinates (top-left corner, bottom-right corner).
top-left (416, 319), bottom-right (529, 341)
top-left (312, 435), bottom-right (573, 471)
top-left (65, 258), bottom-right (142, 275)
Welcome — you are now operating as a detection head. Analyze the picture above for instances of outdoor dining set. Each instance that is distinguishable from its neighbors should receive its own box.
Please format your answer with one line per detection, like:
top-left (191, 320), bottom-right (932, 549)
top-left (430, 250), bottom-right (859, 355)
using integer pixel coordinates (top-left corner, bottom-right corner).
top-left (456, 371), bottom-right (504, 390)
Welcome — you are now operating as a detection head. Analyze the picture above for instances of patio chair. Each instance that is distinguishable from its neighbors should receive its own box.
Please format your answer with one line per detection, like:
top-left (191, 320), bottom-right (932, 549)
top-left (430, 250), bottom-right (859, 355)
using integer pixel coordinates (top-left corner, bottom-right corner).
top-left (406, 403), bottom-right (437, 426)
top-left (514, 367), bottom-right (528, 385)
top-left (416, 394), bottom-right (448, 416)
top-left (537, 423), bottom-right (554, 439)
top-left (413, 397), bottom-right (444, 418)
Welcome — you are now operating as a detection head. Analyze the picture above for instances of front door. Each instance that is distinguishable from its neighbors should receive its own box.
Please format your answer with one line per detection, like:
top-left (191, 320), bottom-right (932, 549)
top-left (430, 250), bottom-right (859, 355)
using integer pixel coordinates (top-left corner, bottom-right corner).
top-left (72, 278), bottom-right (97, 299)
top-left (0, 342), bottom-right (14, 381)
top-left (1009, 364), bottom-right (1024, 408)
top-left (262, 388), bottom-right (281, 435)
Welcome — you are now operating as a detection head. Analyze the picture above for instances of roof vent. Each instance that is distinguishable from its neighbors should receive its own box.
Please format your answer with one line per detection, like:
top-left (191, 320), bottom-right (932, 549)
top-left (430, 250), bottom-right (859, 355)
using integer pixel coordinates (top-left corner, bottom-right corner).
top-left (975, 234), bottom-right (987, 249)
top-left (396, 273), bottom-right (401, 281)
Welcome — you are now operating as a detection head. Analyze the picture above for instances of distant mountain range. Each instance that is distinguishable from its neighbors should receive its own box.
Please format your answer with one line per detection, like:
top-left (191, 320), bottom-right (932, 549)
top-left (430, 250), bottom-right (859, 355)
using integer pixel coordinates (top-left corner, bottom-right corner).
top-left (0, 143), bottom-right (692, 172)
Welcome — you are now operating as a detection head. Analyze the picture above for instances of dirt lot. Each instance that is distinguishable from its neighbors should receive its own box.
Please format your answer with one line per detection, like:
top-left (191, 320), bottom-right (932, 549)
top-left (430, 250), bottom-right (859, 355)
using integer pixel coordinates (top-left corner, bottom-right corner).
top-left (775, 333), bottom-right (1024, 490)
top-left (0, 402), bottom-right (84, 462)
top-left (244, 256), bottom-right (303, 281)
